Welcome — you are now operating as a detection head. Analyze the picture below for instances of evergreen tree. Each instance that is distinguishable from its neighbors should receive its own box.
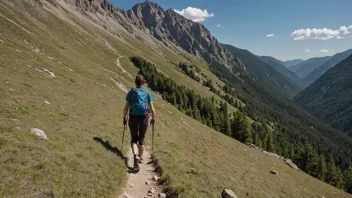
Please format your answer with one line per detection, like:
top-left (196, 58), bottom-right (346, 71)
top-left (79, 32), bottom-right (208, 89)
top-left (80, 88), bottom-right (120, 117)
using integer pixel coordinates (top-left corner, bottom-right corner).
top-left (326, 156), bottom-right (344, 188)
top-left (317, 155), bottom-right (327, 181)
top-left (344, 165), bottom-right (352, 193)
top-left (231, 111), bottom-right (252, 143)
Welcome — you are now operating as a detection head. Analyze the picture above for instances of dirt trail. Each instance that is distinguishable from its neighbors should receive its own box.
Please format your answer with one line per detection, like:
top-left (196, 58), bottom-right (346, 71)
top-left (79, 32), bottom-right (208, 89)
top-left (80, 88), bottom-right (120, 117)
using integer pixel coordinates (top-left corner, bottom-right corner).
top-left (119, 148), bottom-right (162, 198)
top-left (116, 56), bottom-right (133, 79)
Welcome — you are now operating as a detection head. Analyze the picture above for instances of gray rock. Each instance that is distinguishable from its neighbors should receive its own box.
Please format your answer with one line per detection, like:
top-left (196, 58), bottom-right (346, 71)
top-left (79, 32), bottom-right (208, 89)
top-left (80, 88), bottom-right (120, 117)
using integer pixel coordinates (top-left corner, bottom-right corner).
top-left (38, 68), bottom-right (56, 77)
top-left (270, 170), bottom-right (279, 175)
top-left (30, 128), bottom-right (48, 140)
top-left (159, 193), bottom-right (166, 198)
top-left (221, 189), bottom-right (237, 198)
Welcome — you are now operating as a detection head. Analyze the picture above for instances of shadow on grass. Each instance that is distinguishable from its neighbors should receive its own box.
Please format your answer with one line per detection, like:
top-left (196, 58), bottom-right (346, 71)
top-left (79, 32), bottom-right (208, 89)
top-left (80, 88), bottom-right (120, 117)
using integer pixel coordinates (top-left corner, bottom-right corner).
top-left (93, 137), bottom-right (133, 171)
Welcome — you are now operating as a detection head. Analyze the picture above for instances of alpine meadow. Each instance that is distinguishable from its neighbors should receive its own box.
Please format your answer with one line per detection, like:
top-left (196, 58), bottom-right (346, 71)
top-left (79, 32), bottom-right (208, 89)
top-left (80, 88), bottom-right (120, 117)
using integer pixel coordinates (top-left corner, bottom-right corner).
top-left (1, 0), bottom-right (352, 198)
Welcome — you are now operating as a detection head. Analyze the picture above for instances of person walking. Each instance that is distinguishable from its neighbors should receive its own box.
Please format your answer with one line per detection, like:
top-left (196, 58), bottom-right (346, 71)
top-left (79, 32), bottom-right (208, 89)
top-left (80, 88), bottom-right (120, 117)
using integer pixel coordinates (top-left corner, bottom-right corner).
top-left (123, 75), bottom-right (156, 172)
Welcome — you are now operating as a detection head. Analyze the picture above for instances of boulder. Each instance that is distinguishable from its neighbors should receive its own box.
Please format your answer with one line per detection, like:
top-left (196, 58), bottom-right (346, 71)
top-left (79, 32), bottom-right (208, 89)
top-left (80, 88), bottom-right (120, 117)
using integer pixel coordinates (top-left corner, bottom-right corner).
top-left (30, 128), bottom-right (48, 140)
top-left (159, 193), bottom-right (166, 198)
top-left (221, 189), bottom-right (237, 198)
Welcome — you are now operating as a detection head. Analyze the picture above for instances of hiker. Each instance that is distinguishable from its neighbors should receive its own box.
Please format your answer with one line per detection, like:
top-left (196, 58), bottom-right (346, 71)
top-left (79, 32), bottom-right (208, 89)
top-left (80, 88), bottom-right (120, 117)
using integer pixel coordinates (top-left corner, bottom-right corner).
top-left (123, 75), bottom-right (156, 171)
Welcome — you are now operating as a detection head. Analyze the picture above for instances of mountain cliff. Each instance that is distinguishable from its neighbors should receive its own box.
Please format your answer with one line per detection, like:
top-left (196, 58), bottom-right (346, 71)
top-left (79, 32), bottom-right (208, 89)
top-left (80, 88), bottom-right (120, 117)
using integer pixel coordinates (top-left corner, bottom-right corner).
top-left (126, 2), bottom-right (232, 66)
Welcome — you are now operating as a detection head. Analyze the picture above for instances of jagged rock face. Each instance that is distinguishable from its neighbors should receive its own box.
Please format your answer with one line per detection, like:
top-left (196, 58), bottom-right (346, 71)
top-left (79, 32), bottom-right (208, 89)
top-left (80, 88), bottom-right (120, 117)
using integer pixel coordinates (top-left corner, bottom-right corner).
top-left (127, 2), bottom-right (232, 65)
top-left (70, 1), bottom-right (234, 66)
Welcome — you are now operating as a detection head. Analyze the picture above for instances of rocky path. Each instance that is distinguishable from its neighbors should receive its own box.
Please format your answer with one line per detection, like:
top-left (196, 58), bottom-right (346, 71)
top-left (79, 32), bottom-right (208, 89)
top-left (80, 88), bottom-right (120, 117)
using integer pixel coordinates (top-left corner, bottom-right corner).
top-left (119, 148), bottom-right (162, 198)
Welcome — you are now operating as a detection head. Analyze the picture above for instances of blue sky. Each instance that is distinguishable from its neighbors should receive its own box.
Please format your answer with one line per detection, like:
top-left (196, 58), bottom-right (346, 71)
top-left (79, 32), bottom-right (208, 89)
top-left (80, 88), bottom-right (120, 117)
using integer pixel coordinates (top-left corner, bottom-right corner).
top-left (111, 0), bottom-right (352, 61)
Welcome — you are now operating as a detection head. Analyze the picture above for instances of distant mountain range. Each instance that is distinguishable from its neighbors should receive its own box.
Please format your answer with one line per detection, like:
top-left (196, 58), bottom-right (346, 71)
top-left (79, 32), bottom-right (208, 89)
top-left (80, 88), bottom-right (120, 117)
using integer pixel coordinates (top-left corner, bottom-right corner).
top-left (257, 56), bottom-right (303, 88)
top-left (289, 56), bottom-right (331, 78)
top-left (295, 54), bottom-right (352, 136)
top-left (302, 49), bottom-right (352, 87)
top-left (261, 49), bottom-right (352, 89)
top-left (283, 59), bottom-right (305, 68)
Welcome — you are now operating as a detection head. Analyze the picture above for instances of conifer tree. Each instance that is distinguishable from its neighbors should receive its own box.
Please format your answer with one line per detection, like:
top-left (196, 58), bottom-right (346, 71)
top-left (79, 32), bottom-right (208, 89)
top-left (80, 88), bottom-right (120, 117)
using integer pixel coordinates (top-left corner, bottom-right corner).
top-left (317, 155), bottom-right (327, 181)
top-left (344, 165), bottom-right (352, 193)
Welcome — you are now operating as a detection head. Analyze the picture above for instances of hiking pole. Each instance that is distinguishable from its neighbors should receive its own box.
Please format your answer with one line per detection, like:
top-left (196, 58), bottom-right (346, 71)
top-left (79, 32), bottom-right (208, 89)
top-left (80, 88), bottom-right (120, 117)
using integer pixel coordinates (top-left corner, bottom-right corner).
top-left (152, 122), bottom-right (155, 159)
top-left (121, 123), bottom-right (126, 152)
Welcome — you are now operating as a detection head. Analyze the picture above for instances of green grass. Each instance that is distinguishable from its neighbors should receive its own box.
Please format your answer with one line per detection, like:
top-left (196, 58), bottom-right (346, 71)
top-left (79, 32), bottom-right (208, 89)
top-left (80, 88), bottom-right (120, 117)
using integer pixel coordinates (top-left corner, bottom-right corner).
top-left (0, 1), bottom-right (351, 197)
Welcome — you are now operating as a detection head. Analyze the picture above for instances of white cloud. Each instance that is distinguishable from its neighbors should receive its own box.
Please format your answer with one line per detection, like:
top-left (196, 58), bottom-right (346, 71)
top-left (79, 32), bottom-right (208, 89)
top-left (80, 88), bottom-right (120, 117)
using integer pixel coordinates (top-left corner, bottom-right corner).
top-left (291, 25), bottom-right (352, 40)
top-left (173, 7), bottom-right (214, 22)
top-left (305, 49), bottom-right (310, 52)
top-left (320, 50), bottom-right (329, 53)
top-left (216, 24), bottom-right (224, 28)
top-left (266, 34), bottom-right (274, 38)
top-left (337, 36), bottom-right (345, 39)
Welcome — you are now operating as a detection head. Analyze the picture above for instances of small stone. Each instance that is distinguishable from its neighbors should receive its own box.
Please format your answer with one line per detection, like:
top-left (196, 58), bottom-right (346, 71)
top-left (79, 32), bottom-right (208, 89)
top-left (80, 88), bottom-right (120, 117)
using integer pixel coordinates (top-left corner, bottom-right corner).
top-left (44, 101), bottom-right (50, 105)
top-left (30, 128), bottom-right (48, 140)
top-left (0, 39), bottom-right (4, 43)
top-left (221, 189), bottom-right (237, 198)
top-left (16, 49), bottom-right (21, 53)
top-left (146, 181), bottom-right (151, 185)
top-left (148, 188), bottom-right (156, 194)
top-left (153, 176), bottom-right (159, 181)
top-left (270, 170), bottom-right (279, 175)
top-left (159, 193), bottom-right (166, 198)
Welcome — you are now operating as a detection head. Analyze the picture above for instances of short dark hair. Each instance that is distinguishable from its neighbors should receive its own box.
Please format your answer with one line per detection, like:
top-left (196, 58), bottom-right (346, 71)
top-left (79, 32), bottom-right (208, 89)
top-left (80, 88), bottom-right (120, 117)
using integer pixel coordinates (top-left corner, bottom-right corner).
top-left (135, 75), bottom-right (145, 87)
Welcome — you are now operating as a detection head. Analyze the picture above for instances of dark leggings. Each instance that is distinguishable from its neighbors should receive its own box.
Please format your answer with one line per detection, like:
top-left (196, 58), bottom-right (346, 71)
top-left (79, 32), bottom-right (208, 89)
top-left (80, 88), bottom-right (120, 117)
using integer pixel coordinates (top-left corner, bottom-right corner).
top-left (129, 116), bottom-right (149, 145)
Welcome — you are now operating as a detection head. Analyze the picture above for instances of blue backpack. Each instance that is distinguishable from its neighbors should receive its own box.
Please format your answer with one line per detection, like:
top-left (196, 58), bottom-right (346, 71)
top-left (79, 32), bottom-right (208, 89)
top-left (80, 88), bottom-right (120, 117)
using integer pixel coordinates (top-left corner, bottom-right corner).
top-left (129, 88), bottom-right (150, 116)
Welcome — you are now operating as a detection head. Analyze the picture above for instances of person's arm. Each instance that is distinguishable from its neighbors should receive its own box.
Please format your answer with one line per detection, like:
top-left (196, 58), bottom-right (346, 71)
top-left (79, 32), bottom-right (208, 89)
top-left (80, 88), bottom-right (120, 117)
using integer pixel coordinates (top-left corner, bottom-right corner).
top-left (123, 101), bottom-right (129, 124)
top-left (150, 101), bottom-right (156, 122)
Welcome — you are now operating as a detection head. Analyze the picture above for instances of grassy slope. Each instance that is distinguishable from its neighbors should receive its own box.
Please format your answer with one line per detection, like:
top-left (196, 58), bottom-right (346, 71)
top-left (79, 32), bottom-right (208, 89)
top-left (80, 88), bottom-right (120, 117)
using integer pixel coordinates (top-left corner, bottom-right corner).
top-left (0, 0), bottom-right (350, 197)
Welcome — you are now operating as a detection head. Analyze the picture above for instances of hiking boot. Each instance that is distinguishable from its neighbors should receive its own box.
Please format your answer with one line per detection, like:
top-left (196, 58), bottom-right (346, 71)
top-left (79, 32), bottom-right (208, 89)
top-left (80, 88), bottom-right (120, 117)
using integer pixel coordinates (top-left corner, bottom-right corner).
top-left (139, 157), bottom-right (143, 164)
top-left (133, 155), bottom-right (140, 172)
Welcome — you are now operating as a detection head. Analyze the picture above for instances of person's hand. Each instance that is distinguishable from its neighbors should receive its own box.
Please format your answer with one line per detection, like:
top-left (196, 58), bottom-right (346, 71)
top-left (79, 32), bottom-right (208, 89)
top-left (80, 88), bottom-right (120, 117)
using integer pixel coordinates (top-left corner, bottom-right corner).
top-left (150, 119), bottom-right (155, 125)
top-left (123, 118), bottom-right (127, 126)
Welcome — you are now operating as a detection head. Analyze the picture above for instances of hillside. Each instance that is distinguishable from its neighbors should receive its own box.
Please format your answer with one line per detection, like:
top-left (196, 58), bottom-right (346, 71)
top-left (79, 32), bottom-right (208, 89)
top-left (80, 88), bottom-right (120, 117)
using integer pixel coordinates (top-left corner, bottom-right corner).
top-left (302, 49), bottom-right (352, 87)
top-left (1, 0), bottom-right (352, 197)
top-left (295, 54), bottom-right (352, 136)
top-left (258, 56), bottom-right (303, 88)
top-left (289, 56), bottom-right (331, 78)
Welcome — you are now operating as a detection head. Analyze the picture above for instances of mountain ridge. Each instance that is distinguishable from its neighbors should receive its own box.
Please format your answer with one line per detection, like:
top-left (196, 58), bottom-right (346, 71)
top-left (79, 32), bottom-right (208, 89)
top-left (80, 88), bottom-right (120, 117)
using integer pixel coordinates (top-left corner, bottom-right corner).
top-left (257, 55), bottom-right (303, 88)
top-left (289, 56), bottom-right (331, 78)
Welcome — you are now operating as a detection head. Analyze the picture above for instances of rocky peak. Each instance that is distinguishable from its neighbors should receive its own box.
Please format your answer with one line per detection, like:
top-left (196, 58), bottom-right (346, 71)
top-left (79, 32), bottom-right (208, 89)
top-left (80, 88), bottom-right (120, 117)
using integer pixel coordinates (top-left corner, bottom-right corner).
top-left (126, 3), bottom-right (232, 66)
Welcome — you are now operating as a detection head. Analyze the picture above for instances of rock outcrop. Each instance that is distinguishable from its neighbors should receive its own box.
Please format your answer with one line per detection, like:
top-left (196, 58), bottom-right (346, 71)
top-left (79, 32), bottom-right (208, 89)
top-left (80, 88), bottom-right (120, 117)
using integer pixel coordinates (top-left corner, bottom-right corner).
top-left (247, 143), bottom-right (300, 171)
